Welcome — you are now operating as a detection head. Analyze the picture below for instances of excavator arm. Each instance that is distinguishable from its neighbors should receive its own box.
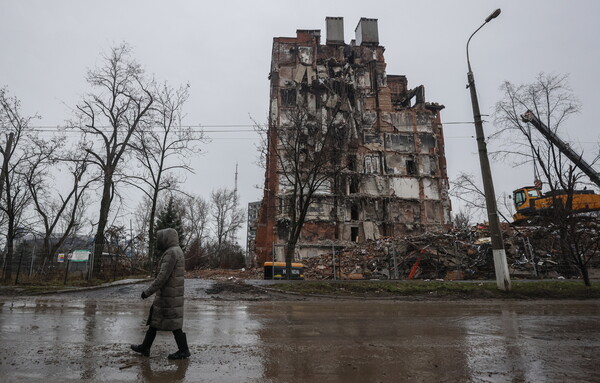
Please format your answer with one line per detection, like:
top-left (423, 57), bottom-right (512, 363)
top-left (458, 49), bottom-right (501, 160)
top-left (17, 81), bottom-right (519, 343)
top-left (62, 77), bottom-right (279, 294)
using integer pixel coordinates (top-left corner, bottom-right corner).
top-left (521, 110), bottom-right (600, 187)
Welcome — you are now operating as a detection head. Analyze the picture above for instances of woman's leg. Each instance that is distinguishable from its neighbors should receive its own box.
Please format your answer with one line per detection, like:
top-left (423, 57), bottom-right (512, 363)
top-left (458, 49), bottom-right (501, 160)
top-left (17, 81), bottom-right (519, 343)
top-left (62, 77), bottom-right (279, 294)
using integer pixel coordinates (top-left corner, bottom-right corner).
top-left (168, 329), bottom-right (191, 359)
top-left (131, 327), bottom-right (157, 356)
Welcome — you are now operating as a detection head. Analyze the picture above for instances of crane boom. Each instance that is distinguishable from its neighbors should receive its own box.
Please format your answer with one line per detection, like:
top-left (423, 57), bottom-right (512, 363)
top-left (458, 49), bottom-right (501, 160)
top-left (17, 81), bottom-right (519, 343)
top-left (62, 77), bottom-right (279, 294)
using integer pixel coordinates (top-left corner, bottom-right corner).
top-left (521, 110), bottom-right (600, 187)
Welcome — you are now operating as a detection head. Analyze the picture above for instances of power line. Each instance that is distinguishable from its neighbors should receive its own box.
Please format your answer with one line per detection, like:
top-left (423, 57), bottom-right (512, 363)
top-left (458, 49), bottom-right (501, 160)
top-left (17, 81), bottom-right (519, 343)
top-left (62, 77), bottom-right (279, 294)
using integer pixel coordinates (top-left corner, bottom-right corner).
top-left (13, 123), bottom-right (599, 144)
top-left (22, 121), bottom-right (479, 131)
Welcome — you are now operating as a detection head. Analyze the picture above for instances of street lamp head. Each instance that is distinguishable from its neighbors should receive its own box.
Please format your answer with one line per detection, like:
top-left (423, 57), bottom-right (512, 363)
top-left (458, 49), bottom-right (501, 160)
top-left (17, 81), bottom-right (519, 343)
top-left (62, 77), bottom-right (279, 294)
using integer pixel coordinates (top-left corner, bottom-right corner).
top-left (467, 8), bottom-right (502, 73)
top-left (485, 8), bottom-right (501, 23)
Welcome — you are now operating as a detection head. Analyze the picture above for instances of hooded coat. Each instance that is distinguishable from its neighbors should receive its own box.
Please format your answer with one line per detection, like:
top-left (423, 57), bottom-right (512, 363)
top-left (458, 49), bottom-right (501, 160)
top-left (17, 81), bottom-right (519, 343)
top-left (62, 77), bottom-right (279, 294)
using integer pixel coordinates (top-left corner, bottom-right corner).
top-left (144, 228), bottom-right (185, 331)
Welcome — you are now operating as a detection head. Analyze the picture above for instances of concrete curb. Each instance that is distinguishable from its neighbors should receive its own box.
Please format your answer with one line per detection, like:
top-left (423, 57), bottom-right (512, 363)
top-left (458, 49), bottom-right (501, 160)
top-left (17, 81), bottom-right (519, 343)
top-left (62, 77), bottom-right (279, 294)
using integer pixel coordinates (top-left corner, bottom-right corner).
top-left (31, 278), bottom-right (151, 295)
top-left (247, 282), bottom-right (406, 300)
top-left (244, 280), bottom-right (600, 300)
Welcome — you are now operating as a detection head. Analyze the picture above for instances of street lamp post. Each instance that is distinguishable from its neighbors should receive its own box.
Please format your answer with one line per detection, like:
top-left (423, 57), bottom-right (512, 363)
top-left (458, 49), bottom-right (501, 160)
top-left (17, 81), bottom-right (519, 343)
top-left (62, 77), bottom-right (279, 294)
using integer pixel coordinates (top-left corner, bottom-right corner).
top-left (466, 8), bottom-right (511, 291)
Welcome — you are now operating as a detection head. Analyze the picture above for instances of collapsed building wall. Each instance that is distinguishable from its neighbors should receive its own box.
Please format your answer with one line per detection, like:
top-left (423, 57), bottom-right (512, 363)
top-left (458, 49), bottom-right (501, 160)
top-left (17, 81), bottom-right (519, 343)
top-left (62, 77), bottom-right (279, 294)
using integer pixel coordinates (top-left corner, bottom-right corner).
top-left (255, 17), bottom-right (452, 265)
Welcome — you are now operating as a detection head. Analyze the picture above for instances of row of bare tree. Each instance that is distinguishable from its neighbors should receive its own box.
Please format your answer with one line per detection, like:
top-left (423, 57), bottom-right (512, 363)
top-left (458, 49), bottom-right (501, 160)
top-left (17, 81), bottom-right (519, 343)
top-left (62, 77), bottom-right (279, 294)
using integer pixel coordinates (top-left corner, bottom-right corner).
top-left (0, 44), bottom-right (245, 281)
top-left (134, 189), bottom-right (246, 269)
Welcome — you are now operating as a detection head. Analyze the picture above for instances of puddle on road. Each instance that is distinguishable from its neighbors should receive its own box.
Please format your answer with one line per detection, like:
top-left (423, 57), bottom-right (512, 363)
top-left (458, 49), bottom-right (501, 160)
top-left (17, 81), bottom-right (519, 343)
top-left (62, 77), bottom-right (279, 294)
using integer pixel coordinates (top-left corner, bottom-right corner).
top-left (0, 298), bottom-right (598, 382)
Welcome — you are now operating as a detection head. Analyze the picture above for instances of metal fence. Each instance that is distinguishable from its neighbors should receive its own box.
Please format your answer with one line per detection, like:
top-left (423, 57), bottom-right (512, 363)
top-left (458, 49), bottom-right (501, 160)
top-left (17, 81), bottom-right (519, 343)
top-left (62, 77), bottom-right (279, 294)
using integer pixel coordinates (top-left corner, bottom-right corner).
top-left (1, 243), bottom-right (150, 285)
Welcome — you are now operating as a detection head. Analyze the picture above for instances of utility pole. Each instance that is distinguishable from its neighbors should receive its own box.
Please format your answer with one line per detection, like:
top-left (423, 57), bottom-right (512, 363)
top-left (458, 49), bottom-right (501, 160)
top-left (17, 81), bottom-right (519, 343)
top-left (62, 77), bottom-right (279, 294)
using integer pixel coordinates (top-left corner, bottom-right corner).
top-left (466, 8), bottom-right (511, 291)
top-left (234, 162), bottom-right (239, 200)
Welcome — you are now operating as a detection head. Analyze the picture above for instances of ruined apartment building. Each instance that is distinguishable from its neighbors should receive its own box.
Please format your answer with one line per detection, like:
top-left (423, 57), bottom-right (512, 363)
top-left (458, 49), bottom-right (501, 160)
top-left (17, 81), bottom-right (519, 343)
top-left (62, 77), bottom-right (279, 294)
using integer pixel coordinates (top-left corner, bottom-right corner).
top-left (255, 17), bottom-right (451, 265)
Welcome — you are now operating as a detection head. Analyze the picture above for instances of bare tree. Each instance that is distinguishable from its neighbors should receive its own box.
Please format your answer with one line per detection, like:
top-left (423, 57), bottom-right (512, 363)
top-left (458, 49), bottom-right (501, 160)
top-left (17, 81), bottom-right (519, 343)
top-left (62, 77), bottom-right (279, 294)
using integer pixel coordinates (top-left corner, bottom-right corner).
top-left (210, 188), bottom-right (245, 247)
top-left (178, 194), bottom-right (209, 270)
top-left (73, 44), bottom-right (153, 277)
top-left (452, 210), bottom-right (474, 232)
top-left (126, 82), bottom-right (203, 262)
top-left (132, 197), bottom-right (152, 246)
top-left (0, 87), bottom-right (37, 281)
top-left (450, 172), bottom-right (515, 225)
top-left (493, 73), bottom-right (582, 190)
top-left (450, 173), bottom-right (486, 213)
top-left (209, 188), bottom-right (245, 269)
top-left (254, 51), bottom-right (364, 277)
top-left (493, 73), bottom-right (598, 284)
top-left (24, 136), bottom-right (93, 262)
top-left (181, 194), bottom-right (209, 251)
top-left (276, 105), bottom-right (349, 278)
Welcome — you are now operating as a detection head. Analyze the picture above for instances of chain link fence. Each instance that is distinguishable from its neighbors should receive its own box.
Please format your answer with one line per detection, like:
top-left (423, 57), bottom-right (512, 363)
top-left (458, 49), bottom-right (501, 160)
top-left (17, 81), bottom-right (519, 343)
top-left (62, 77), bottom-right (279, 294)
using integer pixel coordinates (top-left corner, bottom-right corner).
top-left (1, 240), bottom-right (151, 285)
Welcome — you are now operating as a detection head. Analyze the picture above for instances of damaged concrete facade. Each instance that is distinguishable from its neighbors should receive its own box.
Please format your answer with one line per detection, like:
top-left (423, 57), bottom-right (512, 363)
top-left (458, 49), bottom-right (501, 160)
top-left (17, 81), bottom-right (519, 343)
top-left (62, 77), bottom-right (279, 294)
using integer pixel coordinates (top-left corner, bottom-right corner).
top-left (255, 17), bottom-right (451, 265)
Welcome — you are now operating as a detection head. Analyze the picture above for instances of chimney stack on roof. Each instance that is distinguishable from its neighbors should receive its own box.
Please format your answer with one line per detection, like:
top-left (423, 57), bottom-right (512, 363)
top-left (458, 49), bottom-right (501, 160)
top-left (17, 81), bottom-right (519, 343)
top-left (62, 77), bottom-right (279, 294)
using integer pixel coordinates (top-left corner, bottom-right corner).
top-left (355, 18), bottom-right (379, 46)
top-left (326, 16), bottom-right (344, 45)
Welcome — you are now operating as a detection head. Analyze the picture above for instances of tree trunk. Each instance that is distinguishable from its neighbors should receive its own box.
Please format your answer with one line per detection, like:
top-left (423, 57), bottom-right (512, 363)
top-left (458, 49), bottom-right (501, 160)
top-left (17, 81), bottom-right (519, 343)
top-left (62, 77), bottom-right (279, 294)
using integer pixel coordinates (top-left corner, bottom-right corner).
top-left (147, 195), bottom-right (158, 273)
top-left (580, 263), bottom-right (591, 287)
top-left (93, 177), bottom-right (112, 278)
top-left (285, 241), bottom-right (295, 280)
top-left (43, 236), bottom-right (51, 262)
top-left (3, 214), bottom-right (15, 282)
top-left (558, 225), bottom-right (577, 278)
top-left (285, 223), bottom-right (302, 280)
top-left (3, 231), bottom-right (13, 282)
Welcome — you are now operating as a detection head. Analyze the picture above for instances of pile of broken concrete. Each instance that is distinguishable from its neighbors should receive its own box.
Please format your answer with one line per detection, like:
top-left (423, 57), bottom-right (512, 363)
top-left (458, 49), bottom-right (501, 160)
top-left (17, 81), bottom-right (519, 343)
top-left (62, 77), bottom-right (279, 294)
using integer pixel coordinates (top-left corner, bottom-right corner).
top-left (300, 226), bottom-right (586, 280)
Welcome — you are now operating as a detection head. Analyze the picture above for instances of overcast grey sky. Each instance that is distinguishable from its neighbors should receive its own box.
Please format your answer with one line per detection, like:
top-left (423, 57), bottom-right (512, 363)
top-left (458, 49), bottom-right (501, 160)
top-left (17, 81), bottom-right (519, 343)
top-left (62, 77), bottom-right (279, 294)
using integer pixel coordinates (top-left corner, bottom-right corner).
top-left (1, 0), bottom-right (599, 237)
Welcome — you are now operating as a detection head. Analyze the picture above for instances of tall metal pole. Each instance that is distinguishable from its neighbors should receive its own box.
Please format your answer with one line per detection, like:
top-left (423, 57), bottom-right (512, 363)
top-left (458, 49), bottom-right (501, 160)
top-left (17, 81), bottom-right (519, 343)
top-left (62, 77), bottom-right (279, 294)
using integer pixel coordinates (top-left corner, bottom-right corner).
top-left (466, 8), bottom-right (511, 291)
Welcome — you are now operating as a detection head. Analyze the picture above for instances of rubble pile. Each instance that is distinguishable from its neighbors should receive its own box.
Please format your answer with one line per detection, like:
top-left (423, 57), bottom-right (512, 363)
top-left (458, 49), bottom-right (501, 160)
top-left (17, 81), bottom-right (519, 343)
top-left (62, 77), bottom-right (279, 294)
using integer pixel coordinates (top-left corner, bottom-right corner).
top-left (300, 224), bottom-right (598, 280)
top-left (302, 232), bottom-right (492, 280)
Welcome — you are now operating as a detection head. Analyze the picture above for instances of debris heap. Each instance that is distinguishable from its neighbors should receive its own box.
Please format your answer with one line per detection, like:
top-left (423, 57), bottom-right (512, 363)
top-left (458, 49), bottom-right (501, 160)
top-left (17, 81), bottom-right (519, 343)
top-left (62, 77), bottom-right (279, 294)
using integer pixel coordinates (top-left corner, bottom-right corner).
top-left (298, 224), bottom-right (597, 280)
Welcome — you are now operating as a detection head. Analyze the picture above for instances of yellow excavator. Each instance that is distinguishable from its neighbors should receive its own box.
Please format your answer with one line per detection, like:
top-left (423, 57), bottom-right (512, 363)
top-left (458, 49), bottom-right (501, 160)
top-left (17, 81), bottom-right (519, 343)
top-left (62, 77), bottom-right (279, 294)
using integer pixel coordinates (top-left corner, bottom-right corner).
top-left (512, 111), bottom-right (600, 224)
top-left (512, 186), bottom-right (600, 223)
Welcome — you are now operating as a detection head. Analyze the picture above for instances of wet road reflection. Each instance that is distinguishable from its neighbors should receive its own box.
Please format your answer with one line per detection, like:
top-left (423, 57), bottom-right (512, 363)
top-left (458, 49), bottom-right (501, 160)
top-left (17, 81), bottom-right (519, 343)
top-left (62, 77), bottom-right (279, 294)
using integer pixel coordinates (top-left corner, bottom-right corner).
top-left (0, 296), bottom-right (598, 382)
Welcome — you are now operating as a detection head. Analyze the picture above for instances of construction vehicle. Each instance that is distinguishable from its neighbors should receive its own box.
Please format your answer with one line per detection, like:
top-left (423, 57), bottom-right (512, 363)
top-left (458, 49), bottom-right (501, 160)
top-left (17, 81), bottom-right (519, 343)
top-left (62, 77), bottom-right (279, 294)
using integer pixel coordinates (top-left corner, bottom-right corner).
top-left (512, 110), bottom-right (600, 223)
top-left (512, 186), bottom-right (600, 223)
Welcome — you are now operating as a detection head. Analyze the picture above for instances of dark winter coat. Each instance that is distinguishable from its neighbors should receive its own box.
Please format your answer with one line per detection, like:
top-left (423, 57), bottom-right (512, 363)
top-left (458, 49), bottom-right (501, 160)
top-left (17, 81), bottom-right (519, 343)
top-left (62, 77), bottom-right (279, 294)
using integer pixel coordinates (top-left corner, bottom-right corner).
top-left (144, 228), bottom-right (185, 331)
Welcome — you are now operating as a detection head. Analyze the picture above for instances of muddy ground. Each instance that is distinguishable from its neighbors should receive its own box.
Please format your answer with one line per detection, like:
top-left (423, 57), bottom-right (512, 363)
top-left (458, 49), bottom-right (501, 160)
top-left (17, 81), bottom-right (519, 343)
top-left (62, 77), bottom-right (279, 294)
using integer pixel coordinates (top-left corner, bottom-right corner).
top-left (0, 280), bottom-right (599, 382)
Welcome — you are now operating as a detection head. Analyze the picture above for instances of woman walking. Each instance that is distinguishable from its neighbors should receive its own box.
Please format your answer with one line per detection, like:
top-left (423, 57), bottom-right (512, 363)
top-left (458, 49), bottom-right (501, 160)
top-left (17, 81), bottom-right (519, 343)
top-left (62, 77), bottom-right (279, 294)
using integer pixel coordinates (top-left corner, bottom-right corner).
top-left (131, 228), bottom-right (190, 359)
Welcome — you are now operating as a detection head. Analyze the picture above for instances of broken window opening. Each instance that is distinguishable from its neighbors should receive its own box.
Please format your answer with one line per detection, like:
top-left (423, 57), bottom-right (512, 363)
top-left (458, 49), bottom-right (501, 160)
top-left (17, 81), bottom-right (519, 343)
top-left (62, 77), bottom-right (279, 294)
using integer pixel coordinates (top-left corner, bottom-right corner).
top-left (280, 88), bottom-right (297, 107)
top-left (429, 155), bottom-right (438, 176)
top-left (386, 133), bottom-right (415, 152)
top-left (364, 155), bottom-right (380, 174)
top-left (351, 204), bottom-right (359, 220)
top-left (349, 175), bottom-right (359, 194)
top-left (406, 158), bottom-right (417, 176)
top-left (351, 226), bottom-right (359, 242)
top-left (419, 133), bottom-right (436, 154)
top-left (348, 155), bottom-right (357, 171)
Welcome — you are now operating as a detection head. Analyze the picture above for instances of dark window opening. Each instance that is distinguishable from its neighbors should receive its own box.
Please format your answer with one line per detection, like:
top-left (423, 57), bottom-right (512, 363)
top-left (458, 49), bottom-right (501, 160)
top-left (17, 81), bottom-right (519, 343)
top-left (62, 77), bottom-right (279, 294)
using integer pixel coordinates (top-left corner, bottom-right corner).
top-left (406, 159), bottom-right (417, 176)
top-left (351, 204), bottom-right (359, 220)
top-left (386, 133), bottom-right (415, 152)
top-left (351, 227), bottom-right (359, 242)
top-left (349, 176), bottom-right (359, 194)
top-left (280, 88), bottom-right (296, 107)
top-left (348, 155), bottom-right (357, 171)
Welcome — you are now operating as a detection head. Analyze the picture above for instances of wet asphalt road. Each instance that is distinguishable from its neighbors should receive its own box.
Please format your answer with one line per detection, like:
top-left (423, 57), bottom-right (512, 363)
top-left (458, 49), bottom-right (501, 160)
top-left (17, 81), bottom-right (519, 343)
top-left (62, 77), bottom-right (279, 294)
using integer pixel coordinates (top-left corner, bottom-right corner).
top-left (0, 280), bottom-right (599, 382)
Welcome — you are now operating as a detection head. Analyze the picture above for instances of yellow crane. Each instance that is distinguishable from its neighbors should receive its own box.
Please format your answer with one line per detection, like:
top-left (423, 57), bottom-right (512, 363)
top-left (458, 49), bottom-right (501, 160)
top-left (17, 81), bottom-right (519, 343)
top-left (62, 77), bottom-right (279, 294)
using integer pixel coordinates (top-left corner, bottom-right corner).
top-left (512, 111), bottom-right (600, 224)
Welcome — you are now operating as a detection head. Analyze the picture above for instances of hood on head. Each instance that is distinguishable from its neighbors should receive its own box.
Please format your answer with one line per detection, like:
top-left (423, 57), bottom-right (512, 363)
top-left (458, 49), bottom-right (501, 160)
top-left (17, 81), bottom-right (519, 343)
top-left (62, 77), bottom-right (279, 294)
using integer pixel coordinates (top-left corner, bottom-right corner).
top-left (156, 228), bottom-right (179, 251)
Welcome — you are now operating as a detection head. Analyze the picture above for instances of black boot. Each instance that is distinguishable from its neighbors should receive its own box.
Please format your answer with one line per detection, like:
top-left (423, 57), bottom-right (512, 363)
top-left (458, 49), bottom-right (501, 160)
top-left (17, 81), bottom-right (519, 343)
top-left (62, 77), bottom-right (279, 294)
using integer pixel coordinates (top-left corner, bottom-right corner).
top-left (131, 328), bottom-right (157, 357)
top-left (168, 331), bottom-right (191, 360)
